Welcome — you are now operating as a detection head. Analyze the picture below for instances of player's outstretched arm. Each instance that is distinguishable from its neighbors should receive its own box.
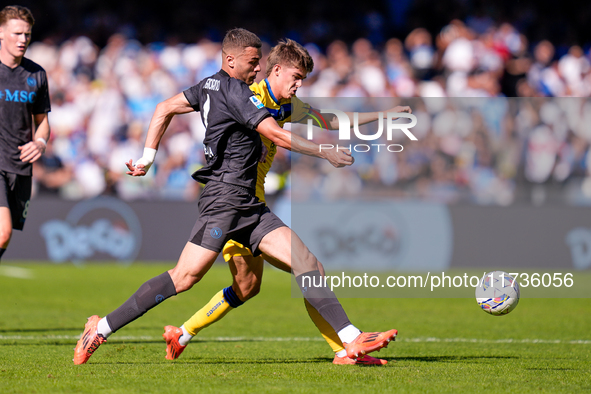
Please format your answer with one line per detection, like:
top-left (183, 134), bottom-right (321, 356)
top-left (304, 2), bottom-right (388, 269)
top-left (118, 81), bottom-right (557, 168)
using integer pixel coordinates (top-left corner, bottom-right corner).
top-left (19, 113), bottom-right (50, 163)
top-left (256, 117), bottom-right (354, 168)
top-left (126, 93), bottom-right (195, 177)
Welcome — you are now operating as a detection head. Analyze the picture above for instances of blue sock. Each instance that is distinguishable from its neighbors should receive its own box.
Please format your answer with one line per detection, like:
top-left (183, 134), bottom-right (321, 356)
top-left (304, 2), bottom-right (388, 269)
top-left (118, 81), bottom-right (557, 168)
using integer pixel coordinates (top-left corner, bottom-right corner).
top-left (222, 286), bottom-right (244, 308)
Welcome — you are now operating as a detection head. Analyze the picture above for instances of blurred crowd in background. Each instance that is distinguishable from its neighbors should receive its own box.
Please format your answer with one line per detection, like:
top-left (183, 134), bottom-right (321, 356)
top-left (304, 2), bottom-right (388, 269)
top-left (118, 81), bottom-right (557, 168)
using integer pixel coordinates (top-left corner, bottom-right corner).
top-left (18, 0), bottom-right (591, 206)
top-left (291, 97), bottom-right (591, 206)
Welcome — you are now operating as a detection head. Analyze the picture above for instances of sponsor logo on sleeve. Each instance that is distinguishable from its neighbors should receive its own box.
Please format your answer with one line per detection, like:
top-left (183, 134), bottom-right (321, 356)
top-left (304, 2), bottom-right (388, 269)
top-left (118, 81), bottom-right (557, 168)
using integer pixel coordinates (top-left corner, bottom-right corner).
top-left (250, 96), bottom-right (264, 109)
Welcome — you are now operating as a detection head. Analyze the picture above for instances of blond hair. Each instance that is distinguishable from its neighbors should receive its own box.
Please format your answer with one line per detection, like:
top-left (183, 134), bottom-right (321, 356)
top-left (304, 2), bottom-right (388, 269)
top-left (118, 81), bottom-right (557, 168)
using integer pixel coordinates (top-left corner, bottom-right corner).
top-left (266, 39), bottom-right (314, 77)
top-left (0, 5), bottom-right (35, 26)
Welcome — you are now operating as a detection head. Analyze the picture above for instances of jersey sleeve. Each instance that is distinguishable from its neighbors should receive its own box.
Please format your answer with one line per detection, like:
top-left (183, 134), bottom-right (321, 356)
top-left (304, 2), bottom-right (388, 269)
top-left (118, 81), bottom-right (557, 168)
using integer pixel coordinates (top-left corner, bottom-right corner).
top-left (32, 69), bottom-right (51, 114)
top-left (183, 84), bottom-right (201, 111)
top-left (249, 81), bottom-right (262, 97)
top-left (290, 95), bottom-right (314, 123)
top-left (227, 80), bottom-right (270, 130)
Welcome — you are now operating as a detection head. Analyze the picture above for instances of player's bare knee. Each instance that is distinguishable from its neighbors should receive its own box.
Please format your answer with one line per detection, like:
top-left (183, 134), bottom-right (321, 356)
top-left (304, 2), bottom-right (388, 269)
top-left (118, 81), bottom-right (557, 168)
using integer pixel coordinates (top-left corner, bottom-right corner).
top-left (170, 270), bottom-right (202, 293)
top-left (0, 228), bottom-right (12, 247)
top-left (317, 261), bottom-right (326, 277)
top-left (174, 277), bottom-right (198, 293)
top-left (243, 281), bottom-right (261, 300)
top-left (299, 250), bottom-right (318, 272)
top-left (233, 277), bottom-right (261, 301)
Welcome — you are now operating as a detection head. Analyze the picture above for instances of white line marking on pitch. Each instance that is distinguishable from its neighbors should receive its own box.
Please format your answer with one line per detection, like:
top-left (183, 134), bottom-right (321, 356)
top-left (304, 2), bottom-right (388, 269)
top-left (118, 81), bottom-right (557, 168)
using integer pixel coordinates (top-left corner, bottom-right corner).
top-left (0, 265), bottom-right (34, 279)
top-left (0, 335), bottom-right (589, 344)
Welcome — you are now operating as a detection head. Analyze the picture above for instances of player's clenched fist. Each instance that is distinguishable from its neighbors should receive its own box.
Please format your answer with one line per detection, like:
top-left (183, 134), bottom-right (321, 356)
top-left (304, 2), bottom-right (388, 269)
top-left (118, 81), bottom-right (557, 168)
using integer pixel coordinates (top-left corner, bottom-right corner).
top-left (323, 148), bottom-right (355, 168)
top-left (391, 105), bottom-right (412, 114)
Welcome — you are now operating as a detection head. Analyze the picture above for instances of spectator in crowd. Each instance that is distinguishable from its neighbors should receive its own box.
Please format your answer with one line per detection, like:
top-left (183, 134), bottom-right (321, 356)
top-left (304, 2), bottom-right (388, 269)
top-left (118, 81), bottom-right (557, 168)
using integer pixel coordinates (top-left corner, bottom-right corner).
top-left (23, 14), bottom-right (591, 206)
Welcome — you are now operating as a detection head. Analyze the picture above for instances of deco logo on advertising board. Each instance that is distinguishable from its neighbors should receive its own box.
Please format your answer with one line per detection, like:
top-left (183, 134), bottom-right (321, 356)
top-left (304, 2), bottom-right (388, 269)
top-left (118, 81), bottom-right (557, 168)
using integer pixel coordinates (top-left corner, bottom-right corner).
top-left (39, 196), bottom-right (142, 265)
top-left (314, 209), bottom-right (408, 270)
top-left (294, 202), bottom-right (453, 272)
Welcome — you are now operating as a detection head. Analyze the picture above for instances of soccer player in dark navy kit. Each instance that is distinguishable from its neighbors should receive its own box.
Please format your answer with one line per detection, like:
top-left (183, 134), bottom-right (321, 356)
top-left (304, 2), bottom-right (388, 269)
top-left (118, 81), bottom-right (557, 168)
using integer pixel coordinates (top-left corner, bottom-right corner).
top-left (74, 28), bottom-right (397, 364)
top-left (0, 6), bottom-right (50, 263)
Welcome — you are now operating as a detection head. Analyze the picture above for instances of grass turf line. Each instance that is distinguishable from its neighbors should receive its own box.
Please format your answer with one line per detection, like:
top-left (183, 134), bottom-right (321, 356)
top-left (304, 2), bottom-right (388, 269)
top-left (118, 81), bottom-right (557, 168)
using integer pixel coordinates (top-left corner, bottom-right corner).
top-left (0, 263), bottom-right (590, 393)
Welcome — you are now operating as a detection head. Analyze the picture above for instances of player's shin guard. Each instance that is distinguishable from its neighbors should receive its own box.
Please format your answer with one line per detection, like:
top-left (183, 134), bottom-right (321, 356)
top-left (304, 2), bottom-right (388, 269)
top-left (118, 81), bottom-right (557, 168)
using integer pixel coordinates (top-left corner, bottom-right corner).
top-left (106, 272), bottom-right (177, 332)
top-left (296, 270), bottom-right (352, 333)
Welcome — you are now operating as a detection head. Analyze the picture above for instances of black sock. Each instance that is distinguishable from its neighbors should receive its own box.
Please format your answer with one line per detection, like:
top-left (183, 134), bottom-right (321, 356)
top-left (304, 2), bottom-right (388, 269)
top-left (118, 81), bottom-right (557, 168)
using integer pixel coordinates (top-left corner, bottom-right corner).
top-left (0, 248), bottom-right (5, 262)
top-left (295, 270), bottom-right (351, 333)
top-left (106, 271), bottom-right (177, 333)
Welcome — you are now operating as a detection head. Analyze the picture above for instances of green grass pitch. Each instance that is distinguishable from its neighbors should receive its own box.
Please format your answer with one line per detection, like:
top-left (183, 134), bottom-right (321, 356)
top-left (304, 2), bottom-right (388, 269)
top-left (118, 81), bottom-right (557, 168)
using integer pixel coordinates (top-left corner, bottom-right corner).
top-left (0, 263), bottom-right (590, 393)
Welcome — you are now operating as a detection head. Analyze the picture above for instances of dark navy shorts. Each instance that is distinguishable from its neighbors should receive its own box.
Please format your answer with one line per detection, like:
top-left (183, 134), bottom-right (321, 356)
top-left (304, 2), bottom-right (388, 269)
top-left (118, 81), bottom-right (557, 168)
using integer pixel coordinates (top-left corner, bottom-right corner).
top-left (189, 181), bottom-right (285, 256)
top-left (0, 170), bottom-right (32, 231)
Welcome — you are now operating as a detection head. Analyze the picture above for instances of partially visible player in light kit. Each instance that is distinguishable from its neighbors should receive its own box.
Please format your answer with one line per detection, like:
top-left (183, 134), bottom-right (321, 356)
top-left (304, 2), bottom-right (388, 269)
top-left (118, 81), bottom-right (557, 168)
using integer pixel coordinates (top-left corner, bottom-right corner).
top-left (164, 39), bottom-right (411, 365)
top-left (0, 5), bottom-right (51, 263)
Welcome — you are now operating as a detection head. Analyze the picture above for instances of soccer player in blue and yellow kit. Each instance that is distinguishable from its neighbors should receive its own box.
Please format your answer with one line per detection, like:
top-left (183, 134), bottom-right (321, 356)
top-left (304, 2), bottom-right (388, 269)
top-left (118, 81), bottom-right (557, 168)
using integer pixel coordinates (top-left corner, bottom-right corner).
top-left (163, 39), bottom-right (411, 365)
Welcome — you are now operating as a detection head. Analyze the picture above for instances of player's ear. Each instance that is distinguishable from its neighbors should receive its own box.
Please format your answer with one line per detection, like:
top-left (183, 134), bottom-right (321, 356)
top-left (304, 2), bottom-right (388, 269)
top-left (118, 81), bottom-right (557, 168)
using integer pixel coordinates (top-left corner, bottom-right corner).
top-left (226, 53), bottom-right (235, 68)
top-left (273, 64), bottom-right (281, 76)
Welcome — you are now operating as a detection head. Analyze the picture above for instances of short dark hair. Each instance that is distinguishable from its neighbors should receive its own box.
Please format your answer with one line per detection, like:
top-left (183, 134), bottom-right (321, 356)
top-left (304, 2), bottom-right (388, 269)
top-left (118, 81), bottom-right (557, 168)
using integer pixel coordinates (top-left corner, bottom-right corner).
top-left (266, 39), bottom-right (314, 77)
top-left (222, 28), bottom-right (262, 55)
top-left (0, 5), bottom-right (35, 26)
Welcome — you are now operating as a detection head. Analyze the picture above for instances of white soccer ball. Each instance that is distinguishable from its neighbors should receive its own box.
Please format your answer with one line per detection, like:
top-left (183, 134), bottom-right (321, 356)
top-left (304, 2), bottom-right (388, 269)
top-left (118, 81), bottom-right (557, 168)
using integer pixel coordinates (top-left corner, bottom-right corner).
top-left (475, 271), bottom-right (520, 316)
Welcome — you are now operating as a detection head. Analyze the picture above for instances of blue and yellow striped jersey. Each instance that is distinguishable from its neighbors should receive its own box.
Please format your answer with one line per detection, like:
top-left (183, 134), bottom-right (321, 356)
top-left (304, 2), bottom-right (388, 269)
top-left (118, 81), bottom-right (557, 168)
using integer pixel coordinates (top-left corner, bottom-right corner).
top-left (249, 78), bottom-right (312, 203)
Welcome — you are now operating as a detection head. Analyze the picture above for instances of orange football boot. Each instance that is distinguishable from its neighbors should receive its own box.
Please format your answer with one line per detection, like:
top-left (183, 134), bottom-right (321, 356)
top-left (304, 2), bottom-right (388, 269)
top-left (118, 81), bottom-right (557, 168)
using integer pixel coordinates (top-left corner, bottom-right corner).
top-left (344, 329), bottom-right (397, 359)
top-left (73, 315), bottom-right (106, 365)
top-left (163, 325), bottom-right (187, 360)
top-left (333, 354), bottom-right (389, 365)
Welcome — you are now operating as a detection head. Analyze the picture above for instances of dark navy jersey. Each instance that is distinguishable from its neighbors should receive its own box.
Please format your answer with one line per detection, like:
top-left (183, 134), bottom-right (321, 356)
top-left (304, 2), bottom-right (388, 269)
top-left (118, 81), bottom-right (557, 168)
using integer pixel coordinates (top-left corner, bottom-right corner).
top-left (0, 57), bottom-right (51, 176)
top-left (183, 69), bottom-right (270, 190)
